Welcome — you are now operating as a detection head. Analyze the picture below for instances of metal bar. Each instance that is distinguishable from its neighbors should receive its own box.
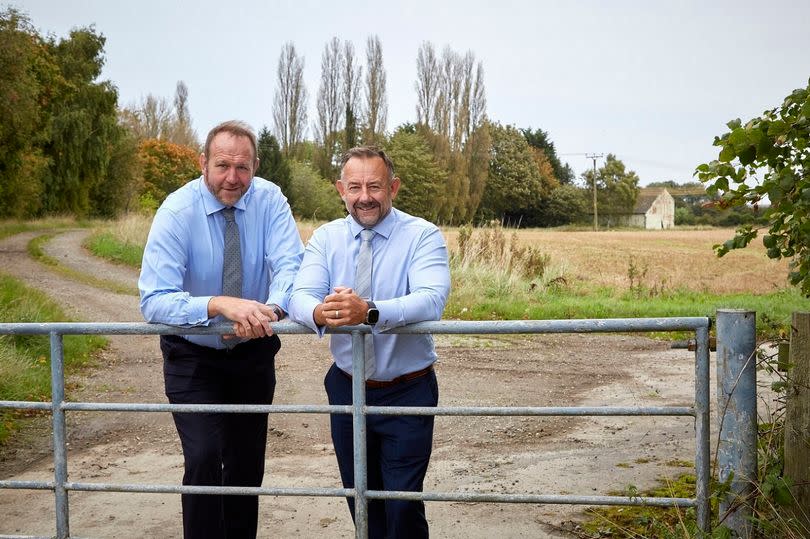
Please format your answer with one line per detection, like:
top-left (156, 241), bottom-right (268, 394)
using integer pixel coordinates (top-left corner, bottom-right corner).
top-left (0, 317), bottom-right (710, 336)
top-left (0, 401), bottom-right (52, 410)
top-left (715, 309), bottom-right (757, 537)
top-left (49, 332), bottom-right (69, 539)
top-left (62, 402), bottom-right (350, 414)
top-left (351, 331), bottom-right (369, 539)
top-left (65, 482), bottom-right (352, 497)
top-left (56, 401), bottom-right (693, 416)
top-left (694, 324), bottom-right (711, 533)
top-left (0, 480), bottom-right (55, 490)
top-left (365, 405), bottom-right (694, 416)
top-left (366, 490), bottom-right (697, 507)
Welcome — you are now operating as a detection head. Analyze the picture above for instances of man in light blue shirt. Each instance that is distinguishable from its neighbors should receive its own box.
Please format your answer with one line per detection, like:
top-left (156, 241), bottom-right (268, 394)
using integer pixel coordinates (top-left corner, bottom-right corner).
top-left (289, 146), bottom-right (450, 538)
top-left (139, 120), bottom-right (303, 539)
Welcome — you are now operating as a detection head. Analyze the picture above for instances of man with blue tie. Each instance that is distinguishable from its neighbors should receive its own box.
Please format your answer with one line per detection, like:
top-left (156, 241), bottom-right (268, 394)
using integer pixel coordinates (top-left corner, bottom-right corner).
top-left (139, 120), bottom-right (304, 538)
top-left (289, 146), bottom-right (451, 538)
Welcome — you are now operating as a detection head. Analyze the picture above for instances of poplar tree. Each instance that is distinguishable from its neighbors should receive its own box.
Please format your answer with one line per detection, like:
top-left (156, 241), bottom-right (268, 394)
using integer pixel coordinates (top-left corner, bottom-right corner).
top-left (273, 42), bottom-right (308, 158)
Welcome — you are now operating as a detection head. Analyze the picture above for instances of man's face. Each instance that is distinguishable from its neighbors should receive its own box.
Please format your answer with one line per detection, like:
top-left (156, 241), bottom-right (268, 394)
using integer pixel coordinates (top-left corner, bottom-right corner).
top-left (336, 156), bottom-right (400, 228)
top-left (200, 132), bottom-right (257, 206)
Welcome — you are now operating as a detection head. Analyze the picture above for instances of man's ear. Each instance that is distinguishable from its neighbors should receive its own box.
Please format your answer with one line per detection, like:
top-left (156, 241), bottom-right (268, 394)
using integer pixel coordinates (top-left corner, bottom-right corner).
top-left (335, 179), bottom-right (346, 197)
top-left (390, 177), bottom-right (401, 199)
top-left (199, 153), bottom-right (206, 173)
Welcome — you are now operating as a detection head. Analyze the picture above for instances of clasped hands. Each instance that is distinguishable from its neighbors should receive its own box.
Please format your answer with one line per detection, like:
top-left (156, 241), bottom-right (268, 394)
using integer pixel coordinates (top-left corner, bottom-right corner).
top-left (209, 296), bottom-right (283, 341)
top-left (315, 286), bottom-right (369, 327)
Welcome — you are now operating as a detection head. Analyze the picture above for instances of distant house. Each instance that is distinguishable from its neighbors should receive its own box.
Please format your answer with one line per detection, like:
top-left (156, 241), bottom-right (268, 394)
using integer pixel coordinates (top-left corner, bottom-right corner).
top-left (618, 188), bottom-right (675, 229)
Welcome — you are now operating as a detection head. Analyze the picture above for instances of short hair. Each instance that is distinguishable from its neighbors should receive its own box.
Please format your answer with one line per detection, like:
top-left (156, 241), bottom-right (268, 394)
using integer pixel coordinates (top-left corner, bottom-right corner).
top-left (203, 120), bottom-right (258, 161)
top-left (339, 146), bottom-right (395, 182)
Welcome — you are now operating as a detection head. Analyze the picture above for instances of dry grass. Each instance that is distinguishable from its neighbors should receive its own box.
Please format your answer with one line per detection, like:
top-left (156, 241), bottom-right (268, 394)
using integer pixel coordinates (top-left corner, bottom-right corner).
top-left (108, 215), bottom-right (791, 296)
top-left (441, 227), bottom-right (792, 295)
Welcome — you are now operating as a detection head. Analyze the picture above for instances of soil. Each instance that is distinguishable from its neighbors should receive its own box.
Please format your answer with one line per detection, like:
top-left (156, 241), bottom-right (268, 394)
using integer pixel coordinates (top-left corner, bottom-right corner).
top-left (0, 229), bottom-right (708, 538)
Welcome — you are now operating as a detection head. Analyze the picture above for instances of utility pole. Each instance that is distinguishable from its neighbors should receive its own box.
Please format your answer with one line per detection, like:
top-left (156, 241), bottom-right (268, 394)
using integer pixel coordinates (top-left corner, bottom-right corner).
top-left (586, 153), bottom-right (603, 231)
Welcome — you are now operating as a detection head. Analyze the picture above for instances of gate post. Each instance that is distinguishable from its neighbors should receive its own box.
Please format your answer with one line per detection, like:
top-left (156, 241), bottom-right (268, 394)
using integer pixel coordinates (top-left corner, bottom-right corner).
top-left (715, 309), bottom-right (757, 537)
top-left (785, 312), bottom-right (810, 531)
top-left (50, 332), bottom-right (70, 539)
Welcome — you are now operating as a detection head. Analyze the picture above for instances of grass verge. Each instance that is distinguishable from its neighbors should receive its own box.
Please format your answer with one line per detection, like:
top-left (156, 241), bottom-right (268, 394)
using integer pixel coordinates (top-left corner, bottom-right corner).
top-left (0, 273), bottom-right (107, 444)
top-left (28, 233), bottom-right (137, 296)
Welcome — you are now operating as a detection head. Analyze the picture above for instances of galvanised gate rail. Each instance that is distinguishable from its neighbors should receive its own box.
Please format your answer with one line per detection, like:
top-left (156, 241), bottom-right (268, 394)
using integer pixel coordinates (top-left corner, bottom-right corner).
top-left (0, 317), bottom-right (712, 539)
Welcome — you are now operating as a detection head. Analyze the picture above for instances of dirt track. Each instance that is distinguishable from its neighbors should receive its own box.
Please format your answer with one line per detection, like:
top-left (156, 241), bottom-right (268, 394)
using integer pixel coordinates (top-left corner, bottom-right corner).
top-left (0, 229), bottom-right (703, 538)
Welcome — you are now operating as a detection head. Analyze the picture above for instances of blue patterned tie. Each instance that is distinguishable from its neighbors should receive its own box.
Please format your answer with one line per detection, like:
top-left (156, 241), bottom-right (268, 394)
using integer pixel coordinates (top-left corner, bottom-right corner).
top-left (221, 207), bottom-right (242, 347)
top-left (356, 229), bottom-right (375, 379)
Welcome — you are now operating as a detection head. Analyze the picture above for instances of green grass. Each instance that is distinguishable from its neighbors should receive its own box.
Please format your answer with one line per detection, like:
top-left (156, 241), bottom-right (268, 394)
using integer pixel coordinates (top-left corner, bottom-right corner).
top-left (0, 273), bottom-right (107, 443)
top-left (582, 474), bottom-right (705, 538)
top-left (446, 269), bottom-right (808, 338)
top-left (27, 233), bottom-right (137, 296)
top-left (83, 231), bottom-right (144, 268)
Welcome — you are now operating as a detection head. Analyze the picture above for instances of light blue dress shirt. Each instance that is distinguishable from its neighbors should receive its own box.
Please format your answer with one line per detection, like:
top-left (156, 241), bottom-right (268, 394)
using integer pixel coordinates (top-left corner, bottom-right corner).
top-left (139, 176), bottom-right (304, 349)
top-left (289, 208), bottom-right (451, 381)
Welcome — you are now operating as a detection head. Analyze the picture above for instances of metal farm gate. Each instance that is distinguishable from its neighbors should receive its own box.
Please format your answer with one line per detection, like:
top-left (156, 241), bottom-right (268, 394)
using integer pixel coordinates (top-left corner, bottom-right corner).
top-left (0, 312), bottom-right (757, 538)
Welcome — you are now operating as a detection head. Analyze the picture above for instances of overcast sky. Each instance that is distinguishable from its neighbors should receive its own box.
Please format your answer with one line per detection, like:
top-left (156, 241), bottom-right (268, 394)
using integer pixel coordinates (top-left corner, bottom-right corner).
top-left (11, 0), bottom-right (810, 185)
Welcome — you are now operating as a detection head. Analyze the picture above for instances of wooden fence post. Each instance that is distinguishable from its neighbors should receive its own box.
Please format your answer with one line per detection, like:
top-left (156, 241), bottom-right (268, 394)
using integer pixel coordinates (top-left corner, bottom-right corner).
top-left (785, 311), bottom-right (810, 530)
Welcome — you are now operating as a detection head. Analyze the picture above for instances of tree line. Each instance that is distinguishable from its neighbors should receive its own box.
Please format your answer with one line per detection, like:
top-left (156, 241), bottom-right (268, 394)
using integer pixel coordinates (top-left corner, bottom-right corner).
top-left (1, 7), bottom-right (667, 226)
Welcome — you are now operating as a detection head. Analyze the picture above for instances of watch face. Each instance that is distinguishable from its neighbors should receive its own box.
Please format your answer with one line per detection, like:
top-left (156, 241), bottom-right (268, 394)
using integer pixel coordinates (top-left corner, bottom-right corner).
top-left (366, 308), bottom-right (380, 325)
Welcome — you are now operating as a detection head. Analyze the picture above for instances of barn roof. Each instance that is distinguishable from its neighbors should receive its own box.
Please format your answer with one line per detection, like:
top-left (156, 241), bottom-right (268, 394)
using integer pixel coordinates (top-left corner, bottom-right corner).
top-left (632, 188), bottom-right (669, 214)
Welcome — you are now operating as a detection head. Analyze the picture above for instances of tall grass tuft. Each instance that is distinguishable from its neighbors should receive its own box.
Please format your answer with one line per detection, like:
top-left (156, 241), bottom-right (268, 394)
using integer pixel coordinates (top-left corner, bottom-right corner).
top-left (0, 273), bottom-right (106, 443)
top-left (84, 212), bottom-right (151, 268)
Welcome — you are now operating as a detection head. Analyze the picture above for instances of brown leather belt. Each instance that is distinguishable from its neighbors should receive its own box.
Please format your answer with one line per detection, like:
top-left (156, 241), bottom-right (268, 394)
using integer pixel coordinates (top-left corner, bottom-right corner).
top-left (340, 365), bottom-right (434, 389)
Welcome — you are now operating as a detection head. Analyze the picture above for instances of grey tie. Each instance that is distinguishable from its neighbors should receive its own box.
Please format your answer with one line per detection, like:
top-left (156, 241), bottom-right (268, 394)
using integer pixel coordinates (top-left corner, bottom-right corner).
top-left (221, 207), bottom-right (242, 298)
top-left (356, 229), bottom-right (375, 379)
top-left (221, 207), bottom-right (242, 348)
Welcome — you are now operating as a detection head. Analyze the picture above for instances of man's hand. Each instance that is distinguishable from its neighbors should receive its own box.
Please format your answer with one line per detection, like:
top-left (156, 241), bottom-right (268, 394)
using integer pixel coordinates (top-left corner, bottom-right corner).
top-left (314, 287), bottom-right (369, 327)
top-left (208, 297), bottom-right (281, 340)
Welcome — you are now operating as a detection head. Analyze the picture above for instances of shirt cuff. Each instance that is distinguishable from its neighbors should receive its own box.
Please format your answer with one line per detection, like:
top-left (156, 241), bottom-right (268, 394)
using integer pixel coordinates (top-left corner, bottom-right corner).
top-left (190, 296), bottom-right (214, 325)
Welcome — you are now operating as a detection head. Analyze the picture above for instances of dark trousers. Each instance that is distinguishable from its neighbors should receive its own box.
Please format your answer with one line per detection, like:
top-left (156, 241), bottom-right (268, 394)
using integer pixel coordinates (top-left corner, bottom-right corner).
top-left (324, 363), bottom-right (438, 539)
top-left (161, 335), bottom-right (279, 539)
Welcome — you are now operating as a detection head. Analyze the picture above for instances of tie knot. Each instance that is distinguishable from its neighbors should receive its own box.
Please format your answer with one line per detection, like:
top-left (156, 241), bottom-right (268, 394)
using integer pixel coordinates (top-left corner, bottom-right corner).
top-left (360, 229), bottom-right (375, 242)
top-left (222, 207), bottom-right (236, 222)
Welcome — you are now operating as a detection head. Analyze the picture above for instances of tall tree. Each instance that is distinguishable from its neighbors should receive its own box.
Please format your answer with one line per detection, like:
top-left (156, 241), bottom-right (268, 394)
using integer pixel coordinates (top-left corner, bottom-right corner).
top-left (415, 42), bottom-right (439, 128)
top-left (41, 26), bottom-right (121, 216)
top-left (315, 37), bottom-right (343, 177)
top-left (363, 35), bottom-right (387, 145)
top-left (342, 40), bottom-right (362, 151)
top-left (0, 8), bottom-right (49, 217)
top-left (386, 127), bottom-right (446, 222)
top-left (581, 154), bottom-right (640, 217)
top-left (477, 122), bottom-right (545, 224)
top-left (169, 81), bottom-right (198, 148)
top-left (521, 127), bottom-right (575, 184)
top-left (273, 42), bottom-right (308, 157)
top-left (256, 126), bottom-right (291, 196)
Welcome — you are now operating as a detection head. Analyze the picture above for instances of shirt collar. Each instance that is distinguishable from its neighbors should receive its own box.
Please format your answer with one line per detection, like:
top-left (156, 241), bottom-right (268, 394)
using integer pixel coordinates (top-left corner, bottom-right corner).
top-left (347, 208), bottom-right (397, 240)
top-left (199, 176), bottom-right (254, 216)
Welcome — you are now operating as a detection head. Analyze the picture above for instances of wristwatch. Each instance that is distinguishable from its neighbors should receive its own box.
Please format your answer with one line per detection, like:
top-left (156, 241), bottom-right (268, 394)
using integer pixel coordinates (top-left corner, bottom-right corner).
top-left (271, 305), bottom-right (284, 320)
top-left (364, 301), bottom-right (379, 325)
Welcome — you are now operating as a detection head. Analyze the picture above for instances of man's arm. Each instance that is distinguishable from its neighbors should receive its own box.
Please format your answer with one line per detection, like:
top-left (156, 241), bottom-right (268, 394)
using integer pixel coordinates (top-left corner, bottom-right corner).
top-left (288, 228), bottom-right (333, 336)
top-left (139, 208), bottom-right (212, 326)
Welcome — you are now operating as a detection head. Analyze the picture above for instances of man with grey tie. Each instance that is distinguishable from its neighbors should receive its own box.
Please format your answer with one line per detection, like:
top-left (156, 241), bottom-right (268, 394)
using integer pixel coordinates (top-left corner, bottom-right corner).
top-left (289, 146), bottom-right (451, 538)
top-left (139, 120), bottom-right (303, 538)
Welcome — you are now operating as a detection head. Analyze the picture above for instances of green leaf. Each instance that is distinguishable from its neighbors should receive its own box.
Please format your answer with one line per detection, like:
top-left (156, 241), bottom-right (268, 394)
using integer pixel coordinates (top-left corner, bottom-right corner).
top-left (738, 146), bottom-right (756, 166)
top-left (767, 247), bottom-right (781, 259)
top-left (763, 235), bottom-right (776, 248)
top-left (726, 118), bottom-right (742, 130)
top-left (718, 145), bottom-right (735, 162)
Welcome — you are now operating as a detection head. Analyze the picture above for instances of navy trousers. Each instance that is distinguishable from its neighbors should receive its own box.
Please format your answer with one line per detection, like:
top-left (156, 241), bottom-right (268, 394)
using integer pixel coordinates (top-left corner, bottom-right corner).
top-left (324, 362), bottom-right (438, 539)
top-left (161, 334), bottom-right (279, 539)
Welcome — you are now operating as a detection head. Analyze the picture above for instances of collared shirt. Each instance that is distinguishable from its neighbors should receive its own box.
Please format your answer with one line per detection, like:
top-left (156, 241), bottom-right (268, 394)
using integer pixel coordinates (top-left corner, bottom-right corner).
top-left (138, 176), bottom-right (304, 349)
top-left (289, 208), bottom-right (451, 380)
